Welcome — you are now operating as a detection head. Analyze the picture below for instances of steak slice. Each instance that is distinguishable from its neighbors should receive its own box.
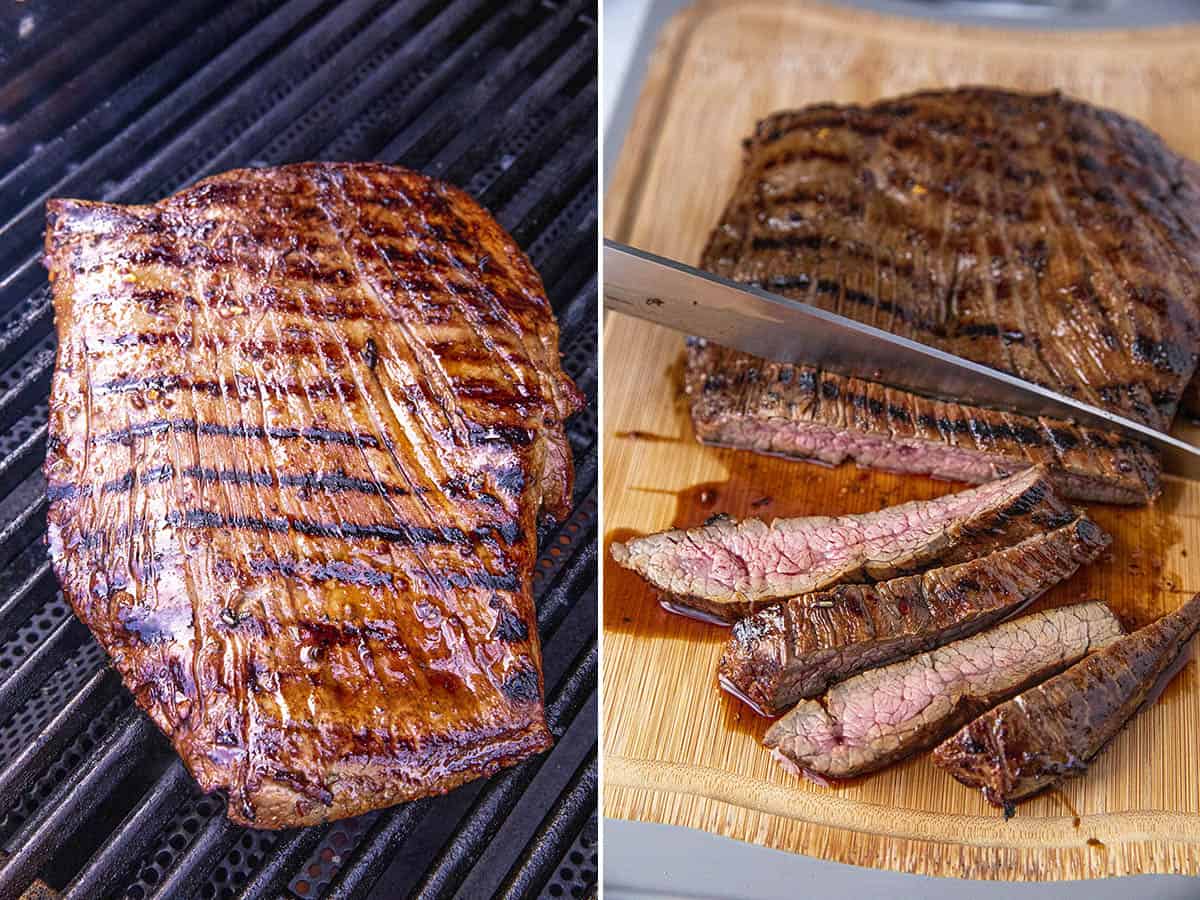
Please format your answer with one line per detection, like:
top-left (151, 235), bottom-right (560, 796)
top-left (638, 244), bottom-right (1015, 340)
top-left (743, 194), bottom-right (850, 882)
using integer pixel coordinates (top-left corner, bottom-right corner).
top-left (611, 465), bottom-right (1076, 622)
top-left (43, 163), bottom-right (584, 828)
top-left (703, 88), bottom-right (1200, 432)
top-left (688, 339), bottom-right (1160, 506)
top-left (933, 593), bottom-right (1200, 809)
top-left (763, 602), bottom-right (1124, 782)
top-left (719, 515), bottom-right (1110, 716)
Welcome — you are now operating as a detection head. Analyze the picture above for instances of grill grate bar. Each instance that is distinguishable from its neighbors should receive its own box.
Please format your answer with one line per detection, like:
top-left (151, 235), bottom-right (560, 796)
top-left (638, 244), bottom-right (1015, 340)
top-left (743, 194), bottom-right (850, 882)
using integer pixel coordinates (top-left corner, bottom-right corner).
top-left (0, 0), bottom-right (301, 261)
top-left (0, 0), bottom-right (379, 323)
top-left (498, 753), bottom-right (597, 900)
top-left (0, 617), bottom-right (88, 727)
top-left (0, 348), bottom-right (53, 439)
top-left (332, 627), bottom-right (597, 898)
top-left (133, 0), bottom-right (431, 203)
top-left (0, 494), bottom-right (46, 573)
top-left (150, 810), bottom-right (240, 900)
top-left (428, 22), bottom-right (596, 182)
top-left (0, 712), bottom-right (156, 900)
top-left (409, 642), bottom-right (597, 899)
top-left (0, 561), bottom-right (55, 648)
top-left (323, 804), bottom-right (430, 900)
top-left (0, 668), bottom-right (120, 814)
top-left (0, 0), bottom-right (169, 155)
top-left (377, 0), bottom-right (586, 166)
top-left (500, 134), bottom-right (595, 247)
top-left (243, 0), bottom-right (508, 170)
top-left (471, 85), bottom-right (597, 244)
top-left (0, 0), bottom-right (229, 181)
top-left (62, 760), bottom-right (193, 900)
top-left (0, 422), bottom-right (46, 501)
top-left (192, 0), bottom-right (489, 184)
top-left (236, 826), bottom-right (330, 900)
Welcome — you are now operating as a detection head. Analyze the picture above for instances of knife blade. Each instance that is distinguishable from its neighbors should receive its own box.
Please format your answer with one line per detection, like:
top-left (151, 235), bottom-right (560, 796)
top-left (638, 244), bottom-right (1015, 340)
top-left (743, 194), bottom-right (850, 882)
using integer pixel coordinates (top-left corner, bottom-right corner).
top-left (603, 239), bottom-right (1200, 478)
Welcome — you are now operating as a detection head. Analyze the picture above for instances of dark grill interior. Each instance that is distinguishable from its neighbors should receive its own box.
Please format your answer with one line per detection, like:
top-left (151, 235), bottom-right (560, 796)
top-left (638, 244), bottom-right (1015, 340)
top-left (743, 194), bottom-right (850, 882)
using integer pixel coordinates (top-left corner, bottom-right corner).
top-left (0, 1), bottom-right (597, 897)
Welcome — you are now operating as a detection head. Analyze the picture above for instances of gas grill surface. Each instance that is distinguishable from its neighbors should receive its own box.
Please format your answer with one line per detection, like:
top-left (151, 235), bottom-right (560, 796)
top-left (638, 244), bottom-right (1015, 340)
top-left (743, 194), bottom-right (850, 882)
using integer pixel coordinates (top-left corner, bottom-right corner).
top-left (0, 2), bottom-right (598, 897)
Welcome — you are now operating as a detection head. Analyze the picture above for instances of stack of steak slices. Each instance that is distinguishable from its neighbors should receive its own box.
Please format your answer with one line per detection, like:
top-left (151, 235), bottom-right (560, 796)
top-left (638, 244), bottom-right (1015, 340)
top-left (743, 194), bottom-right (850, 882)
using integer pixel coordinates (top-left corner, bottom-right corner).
top-left (612, 466), bottom-right (1123, 784)
top-left (690, 87), bottom-right (1200, 505)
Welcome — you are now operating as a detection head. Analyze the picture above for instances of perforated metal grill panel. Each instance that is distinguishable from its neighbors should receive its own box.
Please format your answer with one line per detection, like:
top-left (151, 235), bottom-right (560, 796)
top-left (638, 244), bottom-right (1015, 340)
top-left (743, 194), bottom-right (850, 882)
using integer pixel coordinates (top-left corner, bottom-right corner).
top-left (0, 1), bottom-right (597, 897)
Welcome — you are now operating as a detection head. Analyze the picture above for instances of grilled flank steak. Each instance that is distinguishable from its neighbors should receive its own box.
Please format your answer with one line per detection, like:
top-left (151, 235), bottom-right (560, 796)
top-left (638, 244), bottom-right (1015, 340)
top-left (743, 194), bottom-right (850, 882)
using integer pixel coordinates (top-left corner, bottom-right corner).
top-left (694, 87), bottom-right (1200, 499)
top-left (719, 515), bottom-right (1110, 716)
top-left (764, 601), bottom-right (1125, 782)
top-left (687, 338), bottom-right (1161, 505)
top-left (611, 466), bottom-right (1083, 622)
top-left (42, 163), bottom-right (584, 828)
top-left (934, 593), bottom-right (1200, 809)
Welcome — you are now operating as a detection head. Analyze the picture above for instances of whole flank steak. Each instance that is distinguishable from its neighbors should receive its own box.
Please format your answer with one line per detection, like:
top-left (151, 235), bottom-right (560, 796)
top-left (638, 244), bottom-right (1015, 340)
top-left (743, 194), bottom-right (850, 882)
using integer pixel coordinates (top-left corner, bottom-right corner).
top-left (764, 601), bottom-right (1125, 782)
top-left (719, 514), bottom-right (1110, 716)
top-left (934, 593), bottom-right (1200, 809)
top-left (693, 87), bottom-right (1200, 501)
top-left (611, 465), bottom-right (1079, 622)
top-left (42, 163), bottom-right (584, 828)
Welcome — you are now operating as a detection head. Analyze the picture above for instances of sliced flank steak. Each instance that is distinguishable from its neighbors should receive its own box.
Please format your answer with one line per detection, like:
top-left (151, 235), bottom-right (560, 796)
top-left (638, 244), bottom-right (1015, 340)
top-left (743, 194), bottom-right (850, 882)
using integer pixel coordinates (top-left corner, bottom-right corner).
top-left (719, 515), bottom-right (1110, 716)
top-left (687, 338), bottom-right (1160, 506)
top-left (934, 593), bottom-right (1200, 810)
top-left (764, 601), bottom-right (1124, 782)
top-left (611, 465), bottom-right (1079, 622)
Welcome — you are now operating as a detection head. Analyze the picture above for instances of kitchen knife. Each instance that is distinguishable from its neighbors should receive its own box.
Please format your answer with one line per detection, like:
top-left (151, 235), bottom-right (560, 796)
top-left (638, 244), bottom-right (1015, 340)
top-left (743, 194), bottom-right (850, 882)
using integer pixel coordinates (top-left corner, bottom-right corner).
top-left (604, 239), bottom-right (1200, 478)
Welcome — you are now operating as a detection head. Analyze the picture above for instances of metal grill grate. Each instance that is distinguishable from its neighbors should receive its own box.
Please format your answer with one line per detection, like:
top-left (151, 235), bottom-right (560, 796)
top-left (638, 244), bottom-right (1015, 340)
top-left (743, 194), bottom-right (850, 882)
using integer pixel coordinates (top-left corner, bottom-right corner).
top-left (0, 1), bottom-right (598, 897)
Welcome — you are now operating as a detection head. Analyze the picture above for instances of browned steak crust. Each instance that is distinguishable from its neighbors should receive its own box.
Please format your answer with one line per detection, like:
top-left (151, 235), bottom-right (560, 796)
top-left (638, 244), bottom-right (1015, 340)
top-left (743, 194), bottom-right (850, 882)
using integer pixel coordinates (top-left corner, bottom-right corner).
top-left (43, 162), bottom-right (583, 828)
top-left (702, 88), bottom-right (1200, 432)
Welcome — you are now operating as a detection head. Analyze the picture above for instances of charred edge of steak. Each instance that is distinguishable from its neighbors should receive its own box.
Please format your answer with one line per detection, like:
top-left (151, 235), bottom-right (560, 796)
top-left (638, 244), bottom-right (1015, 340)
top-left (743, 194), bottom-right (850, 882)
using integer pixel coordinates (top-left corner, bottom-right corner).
top-left (719, 514), bottom-right (1110, 715)
top-left (932, 593), bottom-right (1200, 808)
top-left (685, 339), bottom-right (1160, 506)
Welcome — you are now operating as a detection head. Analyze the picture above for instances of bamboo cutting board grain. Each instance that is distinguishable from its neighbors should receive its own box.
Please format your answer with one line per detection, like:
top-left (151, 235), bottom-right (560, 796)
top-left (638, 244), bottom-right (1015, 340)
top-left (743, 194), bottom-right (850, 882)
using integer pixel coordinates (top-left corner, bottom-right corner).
top-left (602, 0), bottom-right (1200, 880)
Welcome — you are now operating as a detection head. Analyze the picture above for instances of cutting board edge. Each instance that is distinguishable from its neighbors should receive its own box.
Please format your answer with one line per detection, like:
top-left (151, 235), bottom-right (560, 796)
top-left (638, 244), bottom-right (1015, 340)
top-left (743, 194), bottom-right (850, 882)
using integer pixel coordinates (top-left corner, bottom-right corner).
top-left (603, 763), bottom-right (1200, 880)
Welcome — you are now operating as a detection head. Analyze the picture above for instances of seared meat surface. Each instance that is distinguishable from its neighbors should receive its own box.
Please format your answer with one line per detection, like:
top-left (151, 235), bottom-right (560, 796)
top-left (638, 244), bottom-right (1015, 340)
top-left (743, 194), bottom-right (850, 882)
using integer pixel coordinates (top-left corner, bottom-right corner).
top-left (764, 602), bottom-right (1124, 781)
top-left (687, 339), bottom-right (1160, 505)
top-left (611, 465), bottom-right (1080, 622)
top-left (43, 163), bottom-right (583, 828)
top-left (719, 515), bottom-right (1110, 716)
top-left (934, 593), bottom-right (1200, 808)
top-left (703, 88), bottom-right (1200, 433)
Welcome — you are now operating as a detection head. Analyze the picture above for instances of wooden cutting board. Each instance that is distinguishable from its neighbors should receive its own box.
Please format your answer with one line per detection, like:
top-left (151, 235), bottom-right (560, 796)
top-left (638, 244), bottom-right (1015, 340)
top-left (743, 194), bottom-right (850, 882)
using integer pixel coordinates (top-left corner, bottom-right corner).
top-left (602, 0), bottom-right (1200, 880)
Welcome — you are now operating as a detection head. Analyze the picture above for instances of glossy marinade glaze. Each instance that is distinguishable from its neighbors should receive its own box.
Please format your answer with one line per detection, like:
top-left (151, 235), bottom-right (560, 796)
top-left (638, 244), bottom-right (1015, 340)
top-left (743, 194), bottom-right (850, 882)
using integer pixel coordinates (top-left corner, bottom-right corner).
top-left (42, 162), bottom-right (583, 828)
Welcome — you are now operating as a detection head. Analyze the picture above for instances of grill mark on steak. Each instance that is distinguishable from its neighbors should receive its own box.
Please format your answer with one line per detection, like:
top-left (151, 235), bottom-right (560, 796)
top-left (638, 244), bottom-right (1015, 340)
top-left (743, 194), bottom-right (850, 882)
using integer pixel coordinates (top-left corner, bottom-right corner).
top-left (95, 373), bottom-right (359, 401)
top-left (93, 417), bottom-right (382, 448)
top-left (611, 466), bottom-right (1077, 622)
top-left (764, 602), bottom-right (1125, 781)
top-left (719, 516), bottom-right (1110, 715)
top-left (43, 162), bottom-right (583, 829)
top-left (933, 593), bottom-right (1200, 807)
top-left (47, 465), bottom-right (423, 501)
top-left (702, 87), bottom-right (1200, 436)
top-left (164, 508), bottom-right (521, 548)
top-left (687, 339), bottom-right (1160, 505)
